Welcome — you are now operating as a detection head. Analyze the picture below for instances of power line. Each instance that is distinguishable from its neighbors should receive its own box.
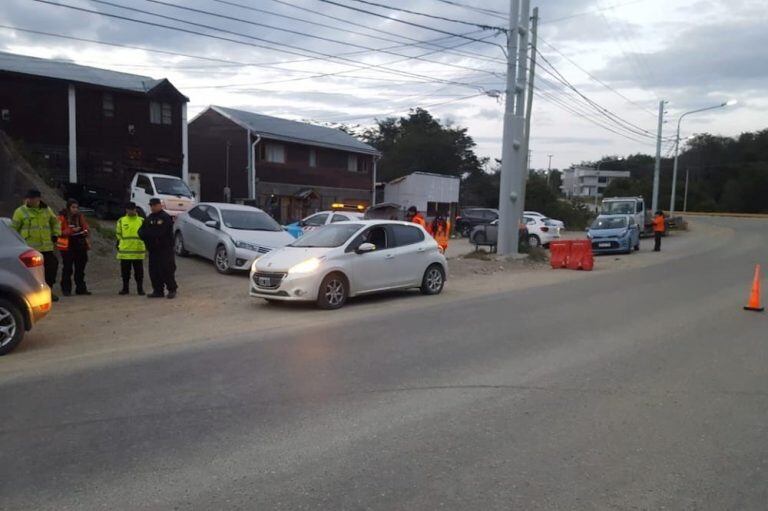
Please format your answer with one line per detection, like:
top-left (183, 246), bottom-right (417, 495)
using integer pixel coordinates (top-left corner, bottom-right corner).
top-left (320, 92), bottom-right (486, 123)
top-left (539, 0), bottom-right (645, 25)
top-left (332, 0), bottom-right (505, 30)
top-left (32, 0), bottom-right (494, 92)
top-left (429, 0), bottom-right (506, 19)
top-left (315, 0), bottom-right (507, 50)
top-left (264, 0), bottom-right (505, 65)
top-left (131, 0), bottom-right (504, 79)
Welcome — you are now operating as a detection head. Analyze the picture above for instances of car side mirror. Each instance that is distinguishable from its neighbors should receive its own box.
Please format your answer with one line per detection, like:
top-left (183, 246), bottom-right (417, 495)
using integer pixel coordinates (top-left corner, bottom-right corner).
top-left (298, 220), bottom-right (306, 227)
top-left (192, 191), bottom-right (197, 198)
top-left (204, 220), bottom-right (219, 229)
top-left (356, 242), bottom-right (376, 254)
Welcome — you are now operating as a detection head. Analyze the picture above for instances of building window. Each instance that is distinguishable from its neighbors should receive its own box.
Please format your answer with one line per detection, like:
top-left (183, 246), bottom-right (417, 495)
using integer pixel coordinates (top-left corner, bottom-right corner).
top-left (309, 149), bottom-right (317, 168)
top-left (347, 154), bottom-right (358, 172)
top-left (265, 144), bottom-right (286, 164)
top-left (1, 109), bottom-right (9, 121)
top-left (102, 93), bottom-right (114, 118)
top-left (598, 176), bottom-right (608, 184)
top-left (150, 101), bottom-right (172, 125)
top-left (102, 160), bottom-right (114, 173)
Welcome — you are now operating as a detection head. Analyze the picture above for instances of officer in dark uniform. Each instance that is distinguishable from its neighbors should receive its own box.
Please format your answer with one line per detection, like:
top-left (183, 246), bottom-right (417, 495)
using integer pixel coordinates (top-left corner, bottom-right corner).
top-left (138, 198), bottom-right (178, 299)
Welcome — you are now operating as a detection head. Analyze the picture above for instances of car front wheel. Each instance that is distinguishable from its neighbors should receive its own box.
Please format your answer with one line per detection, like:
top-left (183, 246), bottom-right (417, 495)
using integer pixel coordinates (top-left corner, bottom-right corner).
top-left (0, 299), bottom-right (24, 356)
top-left (528, 234), bottom-right (541, 247)
top-left (421, 264), bottom-right (445, 295)
top-left (460, 224), bottom-right (471, 238)
top-left (214, 245), bottom-right (232, 274)
top-left (317, 273), bottom-right (348, 310)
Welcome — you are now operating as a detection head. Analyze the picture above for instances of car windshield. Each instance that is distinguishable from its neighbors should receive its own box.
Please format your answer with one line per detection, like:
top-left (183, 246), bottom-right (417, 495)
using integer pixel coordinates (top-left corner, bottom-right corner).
top-left (153, 177), bottom-right (193, 197)
top-left (601, 201), bottom-right (634, 215)
top-left (591, 217), bottom-right (627, 229)
top-left (221, 209), bottom-right (282, 231)
top-left (290, 223), bottom-right (363, 248)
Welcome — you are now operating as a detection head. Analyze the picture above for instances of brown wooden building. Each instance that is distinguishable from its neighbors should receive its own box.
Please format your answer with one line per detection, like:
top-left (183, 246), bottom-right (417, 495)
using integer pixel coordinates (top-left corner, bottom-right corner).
top-left (189, 106), bottom-right (379, 223)
top-left (0, 51), bottom-right (188, 190)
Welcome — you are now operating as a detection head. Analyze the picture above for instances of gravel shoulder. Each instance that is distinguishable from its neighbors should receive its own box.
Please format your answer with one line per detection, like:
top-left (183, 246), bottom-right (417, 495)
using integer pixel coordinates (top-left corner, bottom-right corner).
top-left (0, 219), bottom-right (732, 380)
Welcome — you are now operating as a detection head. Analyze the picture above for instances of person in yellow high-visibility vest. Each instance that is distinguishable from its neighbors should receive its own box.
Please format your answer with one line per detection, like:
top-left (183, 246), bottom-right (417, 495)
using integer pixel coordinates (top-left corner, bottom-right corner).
top-left (116, 202), bottom-right (146, 295)
top-left (12, 189), bottom-right (61, 301)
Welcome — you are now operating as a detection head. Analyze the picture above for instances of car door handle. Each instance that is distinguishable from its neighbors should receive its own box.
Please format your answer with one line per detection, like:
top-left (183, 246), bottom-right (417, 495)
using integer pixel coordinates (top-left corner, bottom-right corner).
top-left (385, 254), bottom-right (395, 260)
top-left (417, 247), bottom-right (426, 252)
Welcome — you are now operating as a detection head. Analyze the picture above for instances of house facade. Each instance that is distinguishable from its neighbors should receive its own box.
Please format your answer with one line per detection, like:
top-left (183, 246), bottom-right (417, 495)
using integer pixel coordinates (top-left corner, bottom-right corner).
top-left (561, 167), bottom-right (631, 199)
top-left (0, 51), bottom-right (188, 190)
top-left (188, 106), bottom-right (379, 223)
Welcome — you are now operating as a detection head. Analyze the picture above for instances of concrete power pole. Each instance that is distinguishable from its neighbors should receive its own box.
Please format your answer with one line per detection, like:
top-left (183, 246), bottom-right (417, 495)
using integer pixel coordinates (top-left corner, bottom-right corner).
top-left (496, 0), bottom-right (530, 255)
top-left (519, 6), bottom-right (539, 219)
top-left (651, 99), bottom-right (666, 213)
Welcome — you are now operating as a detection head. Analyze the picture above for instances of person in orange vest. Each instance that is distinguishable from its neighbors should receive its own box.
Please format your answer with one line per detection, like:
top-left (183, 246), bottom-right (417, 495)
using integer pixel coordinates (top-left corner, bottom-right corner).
top-left (653, 210), bottom-right (666, 252)
top-left (57, 198), bottom-right (91, 296)
top-left (428, 214), bottom-right (451, 253)
top-left (406, 206), bottom-right (426, 228)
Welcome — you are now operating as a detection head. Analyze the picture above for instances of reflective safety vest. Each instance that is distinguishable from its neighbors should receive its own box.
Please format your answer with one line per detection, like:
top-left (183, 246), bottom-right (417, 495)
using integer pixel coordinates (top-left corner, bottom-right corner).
top-left (116, 215), bottom-right (146, 260)
top-left (11, 204), bottom-right (61, 252)
top-left (430, 220), bottom-right (451, 253)
top-left (653, 215), bottom-right (665, 233)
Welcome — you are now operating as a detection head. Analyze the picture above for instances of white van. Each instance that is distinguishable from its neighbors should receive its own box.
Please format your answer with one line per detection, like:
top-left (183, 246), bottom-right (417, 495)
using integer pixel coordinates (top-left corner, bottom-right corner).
top-left (130, 172), bottom-right (197, 218)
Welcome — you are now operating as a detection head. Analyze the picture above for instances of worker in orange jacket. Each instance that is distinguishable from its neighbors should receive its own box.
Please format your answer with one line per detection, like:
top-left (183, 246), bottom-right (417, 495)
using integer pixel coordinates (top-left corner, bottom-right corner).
top-left (57, 198), bottom-right (91, 296)
top-left (653, 210), bottom-right (666, 252)
top-left (406, 206), bottom-right (427, 228)
top-left (428, 214), bottom-right (451, 253)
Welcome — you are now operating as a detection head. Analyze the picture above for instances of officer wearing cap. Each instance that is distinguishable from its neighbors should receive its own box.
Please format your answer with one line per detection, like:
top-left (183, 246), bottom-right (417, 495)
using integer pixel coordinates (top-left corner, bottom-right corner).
top-left (138, 198), bottom-right (178, 299)
top-left (12, 189), bottom-right (61, 301)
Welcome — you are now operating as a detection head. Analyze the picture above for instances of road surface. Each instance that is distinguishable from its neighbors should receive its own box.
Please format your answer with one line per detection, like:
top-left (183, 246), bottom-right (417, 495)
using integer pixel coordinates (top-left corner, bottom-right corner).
top-left (1, 217), bottom-right (766, 510)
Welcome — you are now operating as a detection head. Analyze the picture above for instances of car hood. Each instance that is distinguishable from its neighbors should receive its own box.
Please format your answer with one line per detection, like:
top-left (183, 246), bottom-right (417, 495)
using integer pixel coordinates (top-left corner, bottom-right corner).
top-left (255, 246), bottom-right (333, 272)
top-left (225, 229), bottom-right (295, 248)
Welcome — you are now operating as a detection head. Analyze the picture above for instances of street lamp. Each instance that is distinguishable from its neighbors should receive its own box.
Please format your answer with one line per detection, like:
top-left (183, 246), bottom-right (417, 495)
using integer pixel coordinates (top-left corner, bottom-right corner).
top-left (670, 100), bottom-right (737, 213)
top-left (594, 157), bottom-right (624, 209)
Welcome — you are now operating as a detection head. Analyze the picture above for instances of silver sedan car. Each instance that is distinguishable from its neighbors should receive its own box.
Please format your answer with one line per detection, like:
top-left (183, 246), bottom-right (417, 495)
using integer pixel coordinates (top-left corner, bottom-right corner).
top-left (174, 203), bottom-right (296, 273)
top-left (250, 220), bottom-right (448, 309)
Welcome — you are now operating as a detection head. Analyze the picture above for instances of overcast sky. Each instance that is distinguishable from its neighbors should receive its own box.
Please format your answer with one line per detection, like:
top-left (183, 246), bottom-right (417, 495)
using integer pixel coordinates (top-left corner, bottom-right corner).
top-left (1, 0), bottom-right (766, 170)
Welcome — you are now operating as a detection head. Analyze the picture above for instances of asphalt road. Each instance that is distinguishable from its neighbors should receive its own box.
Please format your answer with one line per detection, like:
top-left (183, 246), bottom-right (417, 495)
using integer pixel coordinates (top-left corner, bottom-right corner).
top-left (2, 217), bottom-right (767, 510)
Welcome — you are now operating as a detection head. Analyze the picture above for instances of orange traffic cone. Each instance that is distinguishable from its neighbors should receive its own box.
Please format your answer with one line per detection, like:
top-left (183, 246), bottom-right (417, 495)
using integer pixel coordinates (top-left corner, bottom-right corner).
top-left (744, 264), bottom-right (764, 312)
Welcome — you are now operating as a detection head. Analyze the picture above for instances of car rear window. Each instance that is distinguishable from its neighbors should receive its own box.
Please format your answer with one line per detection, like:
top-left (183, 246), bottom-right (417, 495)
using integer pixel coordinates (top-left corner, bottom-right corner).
top-left (390, 224), bottom-right (425, 247)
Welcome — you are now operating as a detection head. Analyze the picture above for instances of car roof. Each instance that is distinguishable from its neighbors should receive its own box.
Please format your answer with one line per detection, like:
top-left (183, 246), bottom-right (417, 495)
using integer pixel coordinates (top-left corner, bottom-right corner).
top-left (596, 214), bottom-right (630, 218)
top-left (308, 210), bottom-right (364, 216)
top-left (198, 202), bottom-right (266, 213)
top-left (333, 219), bottom-right (422, 227)
top-left (140, 173), bottom-right (185, 179)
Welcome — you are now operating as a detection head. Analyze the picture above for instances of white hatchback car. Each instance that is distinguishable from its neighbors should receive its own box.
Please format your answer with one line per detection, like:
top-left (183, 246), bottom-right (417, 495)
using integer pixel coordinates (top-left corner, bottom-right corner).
top-left (250, 220), bottom-right (447, 309)
top-left (524, 215), bottom-right (562, 247)
top-left (524, 210), bottom-right (565, 229)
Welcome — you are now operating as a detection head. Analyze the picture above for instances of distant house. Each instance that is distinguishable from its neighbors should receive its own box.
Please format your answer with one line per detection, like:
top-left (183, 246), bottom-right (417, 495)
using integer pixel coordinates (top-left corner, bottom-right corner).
top-left (383, 171), bottom-right (460, 218)
top-left (188, 106), bottom-right (379, 223)
top-left (0, 51), bottom-right (189, 189)
top-left (561, 167), bottom-right (631, 199)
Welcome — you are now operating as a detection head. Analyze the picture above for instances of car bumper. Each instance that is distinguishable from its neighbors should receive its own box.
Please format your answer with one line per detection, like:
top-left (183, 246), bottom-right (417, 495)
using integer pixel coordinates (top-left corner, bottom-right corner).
top-left (590, 237), bottom-right (632, 253)
top-left (26, 287), bottom-right (52, 327)
top-left (249, 270), bottom-right (322, 302)
top-left (232, 248), bottom-right (270, 271)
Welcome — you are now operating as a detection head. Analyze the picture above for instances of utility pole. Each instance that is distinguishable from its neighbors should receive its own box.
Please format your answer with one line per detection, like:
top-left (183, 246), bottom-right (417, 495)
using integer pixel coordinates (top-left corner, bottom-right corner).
top-left (496, 0), bottom-right (529, 256)
top-left (651, 99), bottom-right (666, 213)
top-left (683, 166), bottom-right (690, 212)
top-left (546, 153), bottom-right (552, 184)
top-left (519, 6), bottom-right (538, 217)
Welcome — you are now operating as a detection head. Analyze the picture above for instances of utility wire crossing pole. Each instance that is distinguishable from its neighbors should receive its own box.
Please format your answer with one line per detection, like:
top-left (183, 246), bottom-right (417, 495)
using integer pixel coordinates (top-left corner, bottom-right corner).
top-left (519, 6), bottom-right (539, 223)
top-left (651, 99), bottom-right (666, 213)
top-left (497, 0), bottom-right (531, 256)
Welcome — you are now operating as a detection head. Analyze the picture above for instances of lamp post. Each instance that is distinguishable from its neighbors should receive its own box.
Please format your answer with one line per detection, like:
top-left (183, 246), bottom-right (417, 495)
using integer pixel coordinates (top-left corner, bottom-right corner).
top-left (594, 157), bottom-right (624, 210)
top-left (670, 100), bottom-right (736, 213)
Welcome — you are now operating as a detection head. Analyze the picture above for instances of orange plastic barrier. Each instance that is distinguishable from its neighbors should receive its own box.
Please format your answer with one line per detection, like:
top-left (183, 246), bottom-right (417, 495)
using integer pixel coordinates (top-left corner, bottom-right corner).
top-left (549, 240), bottom-right (572, 269)
top-left (567, 240), bottom-right (594, 271)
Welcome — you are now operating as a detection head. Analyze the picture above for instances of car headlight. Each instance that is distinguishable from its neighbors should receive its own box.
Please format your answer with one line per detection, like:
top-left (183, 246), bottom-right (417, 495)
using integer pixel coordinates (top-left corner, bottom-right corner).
top-left (233, 239), bottom-right (259, 251)
top-left (288, 257), bottom-right (322, 275)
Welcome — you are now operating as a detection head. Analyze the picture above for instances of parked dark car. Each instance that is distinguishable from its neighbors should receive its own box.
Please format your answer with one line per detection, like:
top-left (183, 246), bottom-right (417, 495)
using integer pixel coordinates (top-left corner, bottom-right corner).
top-left (470, 220), bottom-right (528, 252)
top-left (455, 207), bottom-right (498, 237)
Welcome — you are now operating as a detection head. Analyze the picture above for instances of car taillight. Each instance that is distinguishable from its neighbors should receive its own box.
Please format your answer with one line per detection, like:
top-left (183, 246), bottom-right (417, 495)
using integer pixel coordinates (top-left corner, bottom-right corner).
top-left (19, 249), bottom-right (44, 268)
top-left (541, 226), bottom-right (549, 232)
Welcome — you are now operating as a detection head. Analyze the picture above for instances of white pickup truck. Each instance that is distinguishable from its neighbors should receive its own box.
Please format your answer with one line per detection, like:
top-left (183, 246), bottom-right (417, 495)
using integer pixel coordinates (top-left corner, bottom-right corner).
top-left (600, 196), bottom-right (653, 236)
top-left (129, 172), bottom-right (196, 218)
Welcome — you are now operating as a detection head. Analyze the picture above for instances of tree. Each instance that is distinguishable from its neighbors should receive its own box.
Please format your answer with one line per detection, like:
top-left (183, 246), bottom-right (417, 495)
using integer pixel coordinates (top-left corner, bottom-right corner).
top-left (362, 108), bottom-right (486, 181)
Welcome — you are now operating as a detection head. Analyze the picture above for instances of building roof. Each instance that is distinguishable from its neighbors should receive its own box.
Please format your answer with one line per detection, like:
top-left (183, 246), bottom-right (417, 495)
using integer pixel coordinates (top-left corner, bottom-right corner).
top-left (0, 51), bottom-right (187, 99)
top-left (387, 171), bottom-right (461, 185)
top-left (206, 105), bottom-right (379, 156)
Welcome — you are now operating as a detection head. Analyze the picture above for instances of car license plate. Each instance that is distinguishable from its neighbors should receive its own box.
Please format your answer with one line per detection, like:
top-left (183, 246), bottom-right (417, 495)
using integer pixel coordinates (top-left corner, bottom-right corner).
top-left (598, 242), bottom-right (611, 248)
top-left (258, 277), bottom-right (272, 287)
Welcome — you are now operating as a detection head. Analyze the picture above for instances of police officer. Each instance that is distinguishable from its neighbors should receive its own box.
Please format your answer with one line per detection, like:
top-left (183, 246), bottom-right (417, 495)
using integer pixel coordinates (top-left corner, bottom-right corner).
top-left (116, 202), bottom-right (146, 295)
top-left (12, 189), bottom-right (61, 301)
top-left (138, 198), bottom-right (178, 299)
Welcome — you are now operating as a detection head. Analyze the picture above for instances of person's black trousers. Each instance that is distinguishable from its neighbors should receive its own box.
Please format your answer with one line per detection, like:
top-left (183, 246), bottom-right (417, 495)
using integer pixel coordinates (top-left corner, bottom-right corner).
top-left (61, 250), bottom-right (88, 293)
top-left (120, 259), bottom-right (144, 288)
top-left (654, 232), bottom-right (662, 252)
top-left (41, 251), bottom-right (58, 288)
top-left (147, 250), bottom-right (177, 294)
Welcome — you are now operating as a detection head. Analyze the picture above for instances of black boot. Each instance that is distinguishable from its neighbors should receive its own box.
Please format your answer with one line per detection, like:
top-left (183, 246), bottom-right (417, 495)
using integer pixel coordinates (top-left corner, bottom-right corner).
top-left (137, 283), bottom-right (145, 296)
top-left (119, 282), bottom-right (129, 295)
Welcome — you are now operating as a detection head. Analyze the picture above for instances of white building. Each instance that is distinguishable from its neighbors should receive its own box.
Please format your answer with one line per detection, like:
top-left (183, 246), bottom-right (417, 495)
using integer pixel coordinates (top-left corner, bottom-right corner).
top-left (561, 167), bottom-right (631, 199)
top-left (383, 171), bottom-right (460, 217)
